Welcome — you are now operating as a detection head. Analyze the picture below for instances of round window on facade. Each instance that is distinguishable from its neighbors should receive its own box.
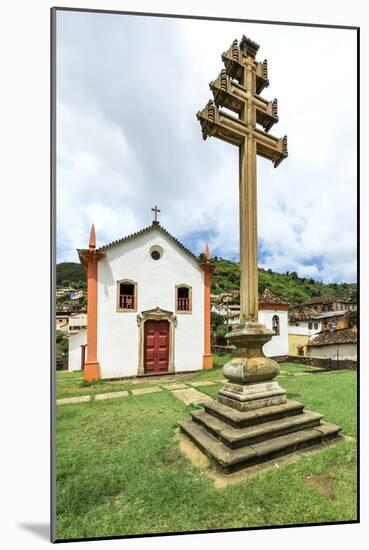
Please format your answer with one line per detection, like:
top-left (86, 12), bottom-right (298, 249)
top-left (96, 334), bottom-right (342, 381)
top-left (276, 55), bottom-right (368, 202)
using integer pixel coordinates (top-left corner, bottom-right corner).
top-left (149, 245), bottom-right (164, 261)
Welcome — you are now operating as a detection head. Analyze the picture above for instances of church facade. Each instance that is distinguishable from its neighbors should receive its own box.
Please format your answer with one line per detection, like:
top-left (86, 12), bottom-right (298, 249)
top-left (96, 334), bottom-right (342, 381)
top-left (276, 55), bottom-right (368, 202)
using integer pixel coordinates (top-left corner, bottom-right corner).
top-left (77, 220), bottom-right (213, 380)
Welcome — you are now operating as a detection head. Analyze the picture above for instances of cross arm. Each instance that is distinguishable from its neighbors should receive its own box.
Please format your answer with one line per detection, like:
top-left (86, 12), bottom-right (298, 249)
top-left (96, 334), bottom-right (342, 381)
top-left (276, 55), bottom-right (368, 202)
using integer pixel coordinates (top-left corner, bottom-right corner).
top-left (221, 39), bottom-right (269, 94)
top-left (196, 100), bottom-right (247, 146)
top-left (254, 129), bottom-right (288, 167)
top-left (209, 70), bottom-right (279, 131)
top-left (196, 100), bottom-right (288, 167)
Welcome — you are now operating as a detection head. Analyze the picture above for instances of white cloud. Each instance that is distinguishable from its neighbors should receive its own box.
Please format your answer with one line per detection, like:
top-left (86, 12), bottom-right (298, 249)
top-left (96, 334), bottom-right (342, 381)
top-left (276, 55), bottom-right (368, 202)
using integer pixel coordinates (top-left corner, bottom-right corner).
top-left (56, 11), bottom-right (357, 282)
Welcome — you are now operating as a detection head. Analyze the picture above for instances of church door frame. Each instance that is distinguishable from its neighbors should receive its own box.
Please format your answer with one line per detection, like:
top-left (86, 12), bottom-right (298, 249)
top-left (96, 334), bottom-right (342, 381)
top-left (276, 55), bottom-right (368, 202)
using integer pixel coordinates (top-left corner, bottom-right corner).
top-left (137, 307), bottom-right (177, 376)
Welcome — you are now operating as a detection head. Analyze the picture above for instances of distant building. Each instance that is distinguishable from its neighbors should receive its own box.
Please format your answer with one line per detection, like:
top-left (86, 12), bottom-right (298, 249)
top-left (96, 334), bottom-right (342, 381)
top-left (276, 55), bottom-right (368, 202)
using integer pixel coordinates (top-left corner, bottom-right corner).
top-left (312, 310), bottom-right (350, 331)
top-left (68, 313), bottom-right (87, 334)
top-left (56, 314), bottom-right (69, 331)
top-left (258, 289), bottom-right (289, 357)
top-left (68, 329), bottom-right (87, 371)
top-left (222, 289), bottom-right (289, 357)
top-left (288, 318), bottom-right (322, 357)
top-left (290, 296), bottom-right (356, 318)
top-left (288, 310), bottom-right (350, 356)
top-left (307, 327), bottom-right (357, 361)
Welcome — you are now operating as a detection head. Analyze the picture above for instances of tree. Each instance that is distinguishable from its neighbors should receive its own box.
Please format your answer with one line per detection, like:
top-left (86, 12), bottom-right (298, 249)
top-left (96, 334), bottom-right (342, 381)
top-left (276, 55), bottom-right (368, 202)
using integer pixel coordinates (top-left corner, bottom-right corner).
top-left (348, 310), bottom-right (357, 327)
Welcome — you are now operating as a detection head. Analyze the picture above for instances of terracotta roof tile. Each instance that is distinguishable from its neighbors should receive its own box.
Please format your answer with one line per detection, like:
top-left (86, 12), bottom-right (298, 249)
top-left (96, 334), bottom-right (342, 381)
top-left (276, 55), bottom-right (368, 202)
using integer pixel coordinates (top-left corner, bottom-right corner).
top-left (258, 288), bottom-right (288, 305)
top-left (80, 222), bottom-right (200, 264)
top-left (308, 327), bottom-right (357, 347)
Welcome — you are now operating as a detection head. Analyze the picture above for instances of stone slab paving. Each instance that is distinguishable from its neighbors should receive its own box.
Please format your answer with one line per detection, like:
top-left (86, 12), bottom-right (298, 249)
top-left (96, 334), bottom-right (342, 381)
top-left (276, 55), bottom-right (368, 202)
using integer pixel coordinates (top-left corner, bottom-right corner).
top-left (161, 383), bottom-right (188, 390)
top-left (95, 391), bottom-right (128, 401)
top-left (57, 395), bottom-right (91, 405)
top-left (190, 381), bottom-right (216, 387)
top-left (131, 386), bottom-right (163, 396)
top-left (171, 388), bottom-right (213, 406)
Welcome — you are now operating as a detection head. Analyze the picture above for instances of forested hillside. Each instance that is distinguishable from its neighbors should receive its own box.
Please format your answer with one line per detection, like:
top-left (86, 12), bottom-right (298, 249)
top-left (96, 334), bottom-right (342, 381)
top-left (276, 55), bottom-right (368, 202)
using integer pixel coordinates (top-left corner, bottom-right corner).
top-left (57, 259), bottom-right (357, 305)
top-left (210, 258), bottom-right (356, 305)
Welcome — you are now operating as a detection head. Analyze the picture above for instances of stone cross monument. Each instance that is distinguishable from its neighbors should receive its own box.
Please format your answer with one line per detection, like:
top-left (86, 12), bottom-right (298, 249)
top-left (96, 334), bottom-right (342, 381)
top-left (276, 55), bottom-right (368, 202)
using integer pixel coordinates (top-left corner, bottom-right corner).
top-left (179, 37), bottom-right (341, 472)
top-left (197, 36), bottom-right (288, 410)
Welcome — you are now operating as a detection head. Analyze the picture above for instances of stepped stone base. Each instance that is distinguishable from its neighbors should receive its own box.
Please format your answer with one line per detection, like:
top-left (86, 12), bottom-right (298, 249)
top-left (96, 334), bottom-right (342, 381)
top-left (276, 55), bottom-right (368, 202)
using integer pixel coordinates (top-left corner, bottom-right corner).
top-left (178, 399), bottom-right (342, 473)
top-left (218, 379), bottom-right (287, 411)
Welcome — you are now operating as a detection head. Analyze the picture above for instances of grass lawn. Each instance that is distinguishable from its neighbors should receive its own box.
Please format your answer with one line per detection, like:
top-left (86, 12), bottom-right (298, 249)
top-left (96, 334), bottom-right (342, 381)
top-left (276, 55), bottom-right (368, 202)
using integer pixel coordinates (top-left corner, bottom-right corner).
top-left (56, 364), bottom-right (357, 540)
top-left (55, 357), bottom-right (328, 399)
top-left (56, 354), bottom-right (230, 399)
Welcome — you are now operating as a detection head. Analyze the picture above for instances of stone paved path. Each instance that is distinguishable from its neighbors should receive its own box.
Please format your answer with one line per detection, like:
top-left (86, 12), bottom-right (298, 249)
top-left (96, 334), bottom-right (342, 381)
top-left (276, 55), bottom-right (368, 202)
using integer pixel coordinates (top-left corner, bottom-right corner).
top-left (95, 391), bottom-right (128, 400)
top-left (190, 381), bottom-right (216, 387)
top-left (57, 396), bottom-right (91, 405)
top-left (161, 383), bottom-right (188, 390)
top-left (131, 387), bottom-right (162, 396)
top-left (171, 387), bottom-right (213, 406)
top-left (56, 380), bottom-right (214, 405)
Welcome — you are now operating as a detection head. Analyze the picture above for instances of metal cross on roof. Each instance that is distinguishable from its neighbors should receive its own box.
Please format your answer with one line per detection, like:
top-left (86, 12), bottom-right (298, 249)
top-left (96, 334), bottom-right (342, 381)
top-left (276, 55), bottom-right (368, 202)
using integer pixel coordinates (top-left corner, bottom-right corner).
top-left (151, 205), bottom-right (161, 222)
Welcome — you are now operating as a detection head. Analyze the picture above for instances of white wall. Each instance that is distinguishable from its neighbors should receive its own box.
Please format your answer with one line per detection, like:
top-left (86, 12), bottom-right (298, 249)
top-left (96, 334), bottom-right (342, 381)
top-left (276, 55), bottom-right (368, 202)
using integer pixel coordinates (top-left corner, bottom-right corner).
top-left (97, 229), bottom-right (204, 378)
top-left (308, 344), bottom-right (357, 361)
top-left (288, 321), bottom-right (322, 337)
top-left (260, 309), bottom-right (289, 357)
top-left (68, 329), bottom-right (87, 371)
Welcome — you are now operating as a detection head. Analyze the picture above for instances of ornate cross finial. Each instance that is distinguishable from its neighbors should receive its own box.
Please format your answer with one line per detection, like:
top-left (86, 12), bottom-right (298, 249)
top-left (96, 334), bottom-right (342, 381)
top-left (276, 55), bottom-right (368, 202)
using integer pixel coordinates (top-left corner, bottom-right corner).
top-left (88, 223), bottom-right (96, 250)
top-left (151, 205), bottom-right (161, 223)
top-left (205, 242), bottom-right (211, 260)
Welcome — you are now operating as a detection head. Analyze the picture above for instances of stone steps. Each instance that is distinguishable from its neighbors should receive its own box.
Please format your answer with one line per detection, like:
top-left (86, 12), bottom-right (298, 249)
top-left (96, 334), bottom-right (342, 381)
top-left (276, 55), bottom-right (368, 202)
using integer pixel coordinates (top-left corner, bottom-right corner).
top-left (190, 408), bottom-right (324, 448)
top-left (178, 416), bottom-right (341, 472)
top-left (203, 399), bottom-right (305, 429)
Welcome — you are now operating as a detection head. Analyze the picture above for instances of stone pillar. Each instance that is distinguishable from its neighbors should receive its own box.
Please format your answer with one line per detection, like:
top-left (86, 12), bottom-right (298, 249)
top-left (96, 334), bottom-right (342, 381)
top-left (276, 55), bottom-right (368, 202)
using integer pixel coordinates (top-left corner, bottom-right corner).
top-left (201, 243), bottom-right (214, 370)
top-left (84, 224), bottom-right (101, 381)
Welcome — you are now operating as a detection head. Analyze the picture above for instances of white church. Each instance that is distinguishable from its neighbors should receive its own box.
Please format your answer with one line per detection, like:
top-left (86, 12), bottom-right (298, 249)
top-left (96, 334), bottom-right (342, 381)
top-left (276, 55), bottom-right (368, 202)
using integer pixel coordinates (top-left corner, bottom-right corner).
top-left (70, 211), bottom-right (213, 380)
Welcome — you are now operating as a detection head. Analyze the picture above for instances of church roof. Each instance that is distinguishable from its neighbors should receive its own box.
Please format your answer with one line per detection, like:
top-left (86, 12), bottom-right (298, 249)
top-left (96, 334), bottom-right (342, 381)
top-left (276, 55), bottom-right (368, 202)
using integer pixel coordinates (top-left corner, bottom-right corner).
top-left (95, 221), bottom-right (200, 263)
top-left (258, 288), bottom-right (288, 306)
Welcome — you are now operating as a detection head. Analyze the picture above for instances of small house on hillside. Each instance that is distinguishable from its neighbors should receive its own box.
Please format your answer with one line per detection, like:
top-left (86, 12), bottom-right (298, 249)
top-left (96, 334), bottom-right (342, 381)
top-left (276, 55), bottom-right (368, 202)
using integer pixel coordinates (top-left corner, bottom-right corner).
top-left (290, 296), bottom-right (356, 318)
top-left (307, 327), bottom-right (357, 361)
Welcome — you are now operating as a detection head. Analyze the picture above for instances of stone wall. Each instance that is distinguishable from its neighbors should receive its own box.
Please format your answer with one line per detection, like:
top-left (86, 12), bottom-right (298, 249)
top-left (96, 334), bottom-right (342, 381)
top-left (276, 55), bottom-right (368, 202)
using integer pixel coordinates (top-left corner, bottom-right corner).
top-left (271, 354), bottom-right (357, 371)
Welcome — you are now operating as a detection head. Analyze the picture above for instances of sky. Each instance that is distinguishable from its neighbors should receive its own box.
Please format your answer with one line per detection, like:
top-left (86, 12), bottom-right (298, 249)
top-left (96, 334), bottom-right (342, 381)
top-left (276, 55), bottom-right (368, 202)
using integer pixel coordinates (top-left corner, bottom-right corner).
top-left (56, 10), bottom-right (357, 283)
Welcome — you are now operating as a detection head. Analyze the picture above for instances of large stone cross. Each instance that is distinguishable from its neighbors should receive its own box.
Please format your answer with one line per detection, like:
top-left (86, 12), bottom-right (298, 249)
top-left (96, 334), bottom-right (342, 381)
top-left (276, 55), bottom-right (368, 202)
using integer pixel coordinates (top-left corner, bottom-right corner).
top-left (196, 36), bottom-right (288, 407)
top-left (197, 36), bottom-right (287, 325)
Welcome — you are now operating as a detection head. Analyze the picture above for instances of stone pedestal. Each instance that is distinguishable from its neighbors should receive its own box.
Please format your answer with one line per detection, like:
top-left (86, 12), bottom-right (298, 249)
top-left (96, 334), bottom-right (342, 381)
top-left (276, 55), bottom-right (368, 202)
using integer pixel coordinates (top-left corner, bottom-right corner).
top-left (179, 322), bottom-right (342, 473)
top-left (219, 322), bottom-right (286, 411)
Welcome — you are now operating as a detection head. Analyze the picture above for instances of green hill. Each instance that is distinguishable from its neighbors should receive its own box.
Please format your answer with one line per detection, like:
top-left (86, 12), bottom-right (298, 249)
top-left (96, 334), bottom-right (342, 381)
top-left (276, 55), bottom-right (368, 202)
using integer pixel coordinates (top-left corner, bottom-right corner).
top-left (56, 259), bottom-right (356, 305)
top-left (56, 262), bottom-right (86, 286)
top-left (210, 258), bottom-right (356, 305)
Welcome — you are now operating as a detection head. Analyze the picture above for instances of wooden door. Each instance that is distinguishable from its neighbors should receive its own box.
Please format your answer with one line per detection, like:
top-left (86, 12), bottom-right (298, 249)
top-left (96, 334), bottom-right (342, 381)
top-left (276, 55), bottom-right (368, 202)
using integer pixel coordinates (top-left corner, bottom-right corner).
top-left (144, 320), bottom-right (169, 373)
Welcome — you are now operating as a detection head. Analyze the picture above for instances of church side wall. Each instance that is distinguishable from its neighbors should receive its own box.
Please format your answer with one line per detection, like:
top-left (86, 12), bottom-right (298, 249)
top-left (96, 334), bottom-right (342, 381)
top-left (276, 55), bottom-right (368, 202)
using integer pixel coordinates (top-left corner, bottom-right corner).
top-left (68, 329), bottom-right (87, 371)
top-left (97, 231), bottom-right (204, 379)
top-left (259, 309), bottom-right (289, 357)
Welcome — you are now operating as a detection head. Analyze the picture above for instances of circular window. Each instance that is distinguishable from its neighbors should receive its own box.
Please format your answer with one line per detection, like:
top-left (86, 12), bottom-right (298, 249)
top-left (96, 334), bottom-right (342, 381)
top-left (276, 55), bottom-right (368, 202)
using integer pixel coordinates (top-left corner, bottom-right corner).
top-left (149, 245), bottom-right (164, 261)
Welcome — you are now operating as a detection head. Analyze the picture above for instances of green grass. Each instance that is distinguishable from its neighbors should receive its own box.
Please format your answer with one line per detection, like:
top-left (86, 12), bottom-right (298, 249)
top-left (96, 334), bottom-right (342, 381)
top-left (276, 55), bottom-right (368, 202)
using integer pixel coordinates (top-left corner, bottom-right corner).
top-left (56, 355), bottom-right (230, 399)
top-left (56, 369), bottom-right (357, 540)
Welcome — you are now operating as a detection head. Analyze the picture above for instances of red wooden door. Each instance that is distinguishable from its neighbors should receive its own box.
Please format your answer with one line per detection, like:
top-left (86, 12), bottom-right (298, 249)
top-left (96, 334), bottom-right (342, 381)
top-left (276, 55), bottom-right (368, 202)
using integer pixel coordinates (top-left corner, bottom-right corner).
top-left (144, 320), bottom-right (169, 373)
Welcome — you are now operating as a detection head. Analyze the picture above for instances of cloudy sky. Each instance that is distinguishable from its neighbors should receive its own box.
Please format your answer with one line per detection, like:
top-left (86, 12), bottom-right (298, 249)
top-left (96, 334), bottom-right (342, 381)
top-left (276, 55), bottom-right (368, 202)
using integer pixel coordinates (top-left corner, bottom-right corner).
top-left (56, 10), bottom-right (357, 283)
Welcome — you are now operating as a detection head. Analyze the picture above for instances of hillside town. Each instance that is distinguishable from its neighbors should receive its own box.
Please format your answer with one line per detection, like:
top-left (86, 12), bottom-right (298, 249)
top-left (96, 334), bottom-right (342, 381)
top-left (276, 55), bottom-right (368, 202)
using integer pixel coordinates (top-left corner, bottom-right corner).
top-left (56, 278), bottom-right (357, 370)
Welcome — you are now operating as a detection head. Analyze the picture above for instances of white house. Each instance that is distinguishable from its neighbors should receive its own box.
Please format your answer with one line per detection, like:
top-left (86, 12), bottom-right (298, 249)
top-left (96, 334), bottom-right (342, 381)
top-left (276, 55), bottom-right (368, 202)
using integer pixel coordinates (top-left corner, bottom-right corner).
top-left (288, 318), bottom-right (322, 338)
top-left (68, 312), bottom-right (87, 334)
top-left (224, 289), bottom-right (289, 357)
top-left (307, 327), bottom-right (357, 361)
top-left (68, 329), bottom-right (87, 371)
top-left (77, 220), bottom-right (213, 380)
top-left (258, 289), bottom-right (289, 357)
